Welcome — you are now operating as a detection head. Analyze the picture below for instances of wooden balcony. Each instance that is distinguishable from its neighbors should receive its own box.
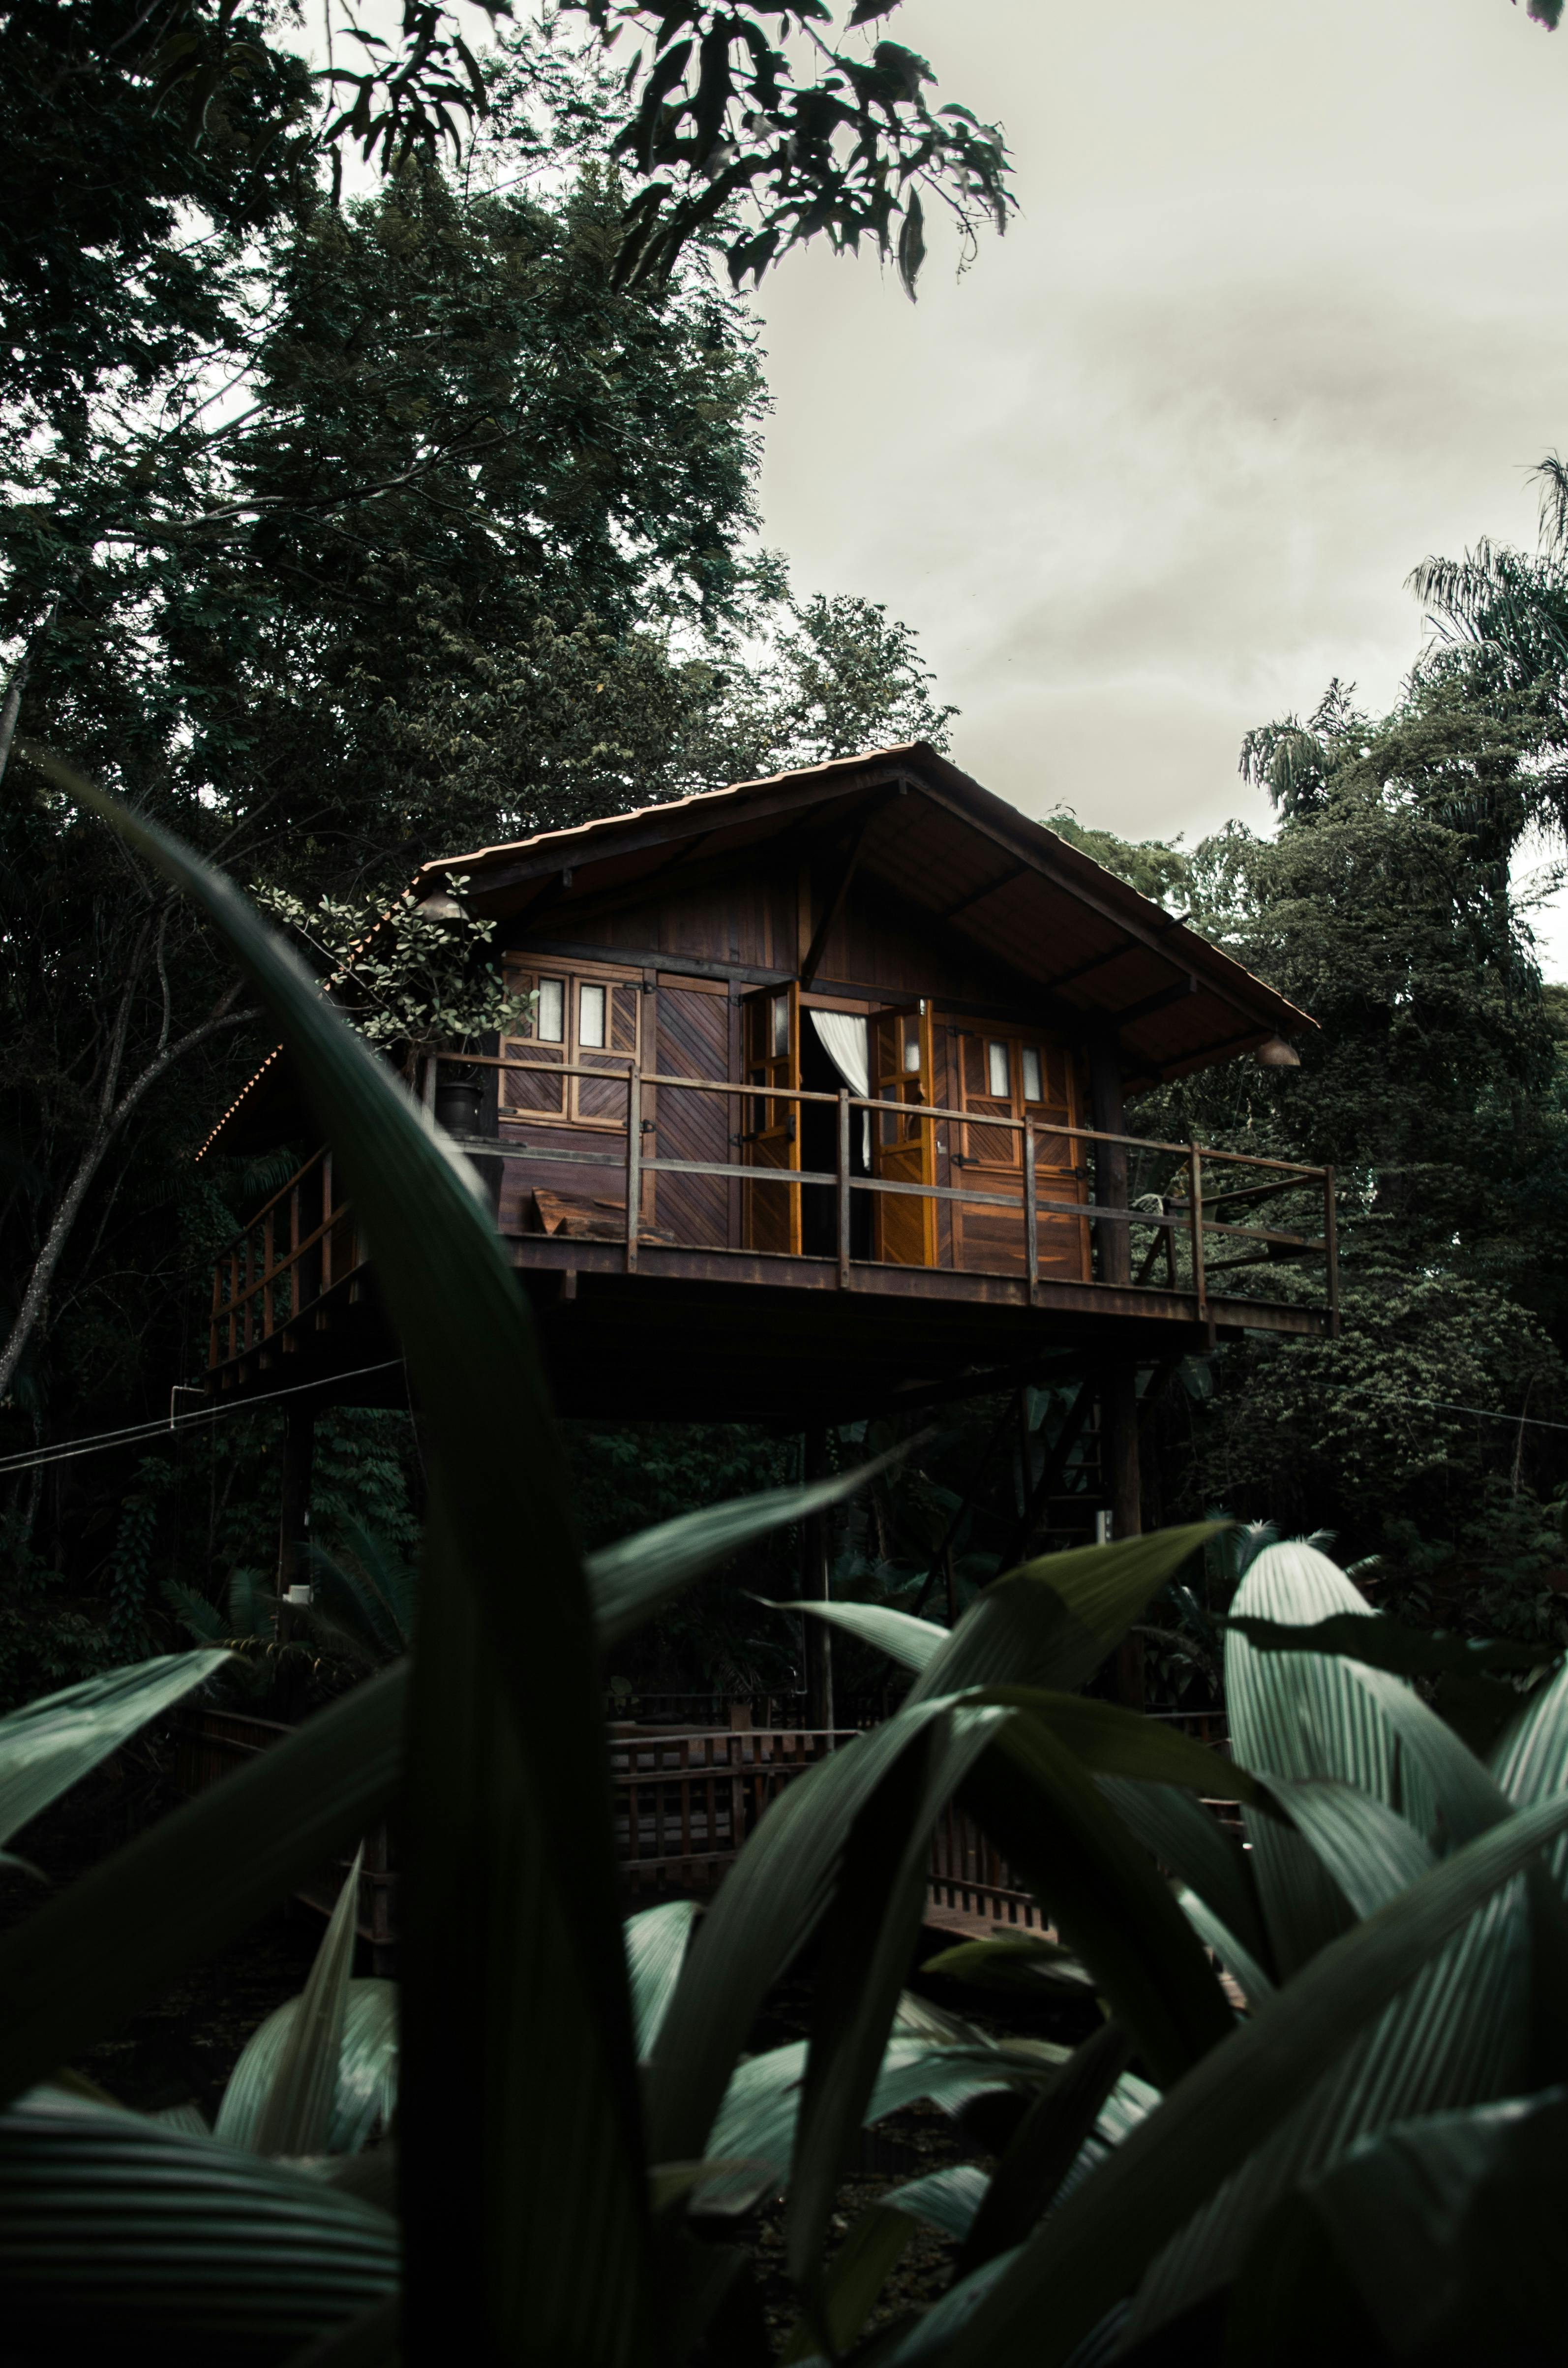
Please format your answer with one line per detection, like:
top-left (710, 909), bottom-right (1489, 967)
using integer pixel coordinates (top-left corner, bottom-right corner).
top-left (204, 1052), bottom-right (1337, 1424)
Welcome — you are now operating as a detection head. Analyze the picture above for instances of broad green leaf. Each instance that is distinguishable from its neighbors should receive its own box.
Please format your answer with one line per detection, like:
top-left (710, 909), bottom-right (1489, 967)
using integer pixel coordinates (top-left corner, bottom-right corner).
top-left (1097, 1776), bottom-right (1272, 1980)
top-left (0, 2085), bottom-right (396, 2366)
top-left (780, 2203), bottom-right (916, 2364)
top-left (957, 1719), bottom-right (1236, 2087)
top-left (592, 1453), bottom-right (898, 1652)
top-left (1134, 1549), bottom-right (1533, 2340)
top-left (785, 1705), bottom-right (1009, 2306)
top-left (1491, 1653), bottom-right (1568, 1891)
top-left (768, 1597), bottom-right (946, 1676)
top-left (1172, 1885), bottom-right (1275, 2007)
top-left (37, 748), bottom-right (651, 2362)
top-left (0, 1664), bottom-right (404, 2109)
top-left (1226, 1542), bottom-right (1399, 1979)
top-left (1265, 1776), bottom-right (1436, 1917)
top-left (879, 2162), bottom-right (989, 2241)
top-left (936, 1787), bottom-right (1568, 2368)
top-left (0, 1650), bottom-right (229, 1849)
top-left (646, 1696), bottom-right (976, 2173)
top-left (990, 1688), bottom-right (1261, 1805)
top-left (958, 2019), bottom-right (1133, 2276)
top-left (1226, 1611), bottom-right (1552, 1681)
top-left (216, 1980), bottom-right (397, 2159)
top-left (625, 1900), bottom-right (698, 2062)
top-left (1242, 2088), bottom-right (1568, 2361)
top-left (697, 2031), bottom-right (1067, 2216)
top-left (921, 1932), bottom-right (1097, 1996)
top-left (909, 1524), bottom-right (1222, 1703)
top-left (250, 1848), bottom-right (363, 2159)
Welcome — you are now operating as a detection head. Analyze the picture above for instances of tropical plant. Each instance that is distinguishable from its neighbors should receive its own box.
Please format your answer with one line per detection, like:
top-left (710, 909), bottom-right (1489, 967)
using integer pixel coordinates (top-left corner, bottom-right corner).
top-left (6, 752), bottom-right (1568, 2366)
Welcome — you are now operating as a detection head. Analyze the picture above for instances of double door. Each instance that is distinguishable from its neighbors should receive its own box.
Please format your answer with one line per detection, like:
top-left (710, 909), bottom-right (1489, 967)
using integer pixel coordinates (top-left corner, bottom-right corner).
top-left (739, 989), bottom-right (939, 1266)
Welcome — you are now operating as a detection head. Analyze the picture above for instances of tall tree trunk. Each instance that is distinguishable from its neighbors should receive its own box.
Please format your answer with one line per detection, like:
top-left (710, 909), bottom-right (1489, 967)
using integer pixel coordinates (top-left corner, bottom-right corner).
top-left (0, 990), bottom-right (256, 1407)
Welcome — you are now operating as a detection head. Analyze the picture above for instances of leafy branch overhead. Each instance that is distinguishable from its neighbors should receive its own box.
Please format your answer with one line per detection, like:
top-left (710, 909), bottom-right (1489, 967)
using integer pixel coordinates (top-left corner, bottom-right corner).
top-left (563, 0), bottom-right (1014, 292)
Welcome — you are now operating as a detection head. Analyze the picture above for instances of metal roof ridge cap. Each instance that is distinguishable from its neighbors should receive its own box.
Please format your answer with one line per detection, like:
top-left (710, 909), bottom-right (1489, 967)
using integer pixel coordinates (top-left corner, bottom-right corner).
top-left (408, 745), bottom-right (928, 890)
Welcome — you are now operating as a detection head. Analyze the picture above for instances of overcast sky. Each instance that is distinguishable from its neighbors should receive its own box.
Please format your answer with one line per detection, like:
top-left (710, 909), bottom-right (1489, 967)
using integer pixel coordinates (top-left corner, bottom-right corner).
top-left (748, 0), bottom-right (1568, 961)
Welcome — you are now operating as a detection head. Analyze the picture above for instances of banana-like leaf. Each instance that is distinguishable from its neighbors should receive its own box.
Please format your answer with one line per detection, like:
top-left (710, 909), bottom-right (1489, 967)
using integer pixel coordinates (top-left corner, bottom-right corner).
top-left (920, 1932), bottom-right (1097, 1996)
top-left (956, 1720), bottom-right (1236, 2088)
top-left (254, 1850), bottom-right (362, 2159)
top-left (989, 1688), bottom-right (1261, 1805)
top-left (934, 1788), bottom-right (1568, 2368)
top-left (217, 1981), bottom-right (398, 2159)
top-left (785, 1705), bottom-right (1009, 2306)
top-left (908, 1524), bottom-right (1223, 1702)
top-left (696, 2031), bottom-right (1067, 2216)
top-left (1172, 1884), bottom-right (1275, 2007)
top-left (1127, 1551), bottom-right (1534, 2341)
top-left (1097, 1775), bottom-right (1272, 1982)
top-left (879, 2162), bottom-right (990, 2241)
top-left (780, 2203), bottom-right (916, 2364)
top-left (1265, 1775), bottom-right (1436, 1916)
top-left (957, 2019), bottom-right (1133, 2276)
top-left (625, 1900), bottom-right (698, 2063)
top-left (1226, 1543), bottom-right (1401, 1979)
top-left (1234, 2087), bottom-right (1568, 2361)
top-left (1226, 1612), bottom-right (1551, 1679)
top-left (0, 1650), bottom-right (229, 1849)
top-left (0, 2085), bottom-right (397, 2367)
top-left (34, 748), bottom-right (652, 2363)
top-left (645, 1696), bottom-right (977, 2173)
top-left (0, 1664), bottom-right (405, 2109)
top-left (1490, 1654), bottom-right (1568, 1890)
top-left (591, 1452), bottom-right (899, 1653)
top-left (765, 1597), bottom-right (947, 1675)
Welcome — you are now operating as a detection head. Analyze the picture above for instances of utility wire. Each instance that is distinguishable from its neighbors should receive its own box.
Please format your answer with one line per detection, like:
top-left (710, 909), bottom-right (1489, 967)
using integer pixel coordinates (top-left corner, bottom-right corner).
top-left (0, 1358), bottom-right (406, 1479)
top-left (1388, 1396), bottom-right (1568, 1436)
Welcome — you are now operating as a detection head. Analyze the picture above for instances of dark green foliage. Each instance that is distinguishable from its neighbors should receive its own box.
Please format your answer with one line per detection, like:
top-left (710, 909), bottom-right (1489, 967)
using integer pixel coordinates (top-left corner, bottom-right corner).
top-left (1068, 665), bottom-right (1568, 1642)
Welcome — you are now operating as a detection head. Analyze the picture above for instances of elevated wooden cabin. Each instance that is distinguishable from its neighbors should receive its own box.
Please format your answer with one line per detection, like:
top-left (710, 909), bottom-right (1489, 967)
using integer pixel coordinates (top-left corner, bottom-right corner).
top-left (200, 745), bottom-right (1332, 1573)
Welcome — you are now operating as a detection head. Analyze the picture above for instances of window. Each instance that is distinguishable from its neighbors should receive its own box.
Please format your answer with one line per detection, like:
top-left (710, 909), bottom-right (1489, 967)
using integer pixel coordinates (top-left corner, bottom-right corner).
top-left (1020, 1045), bottom-right (1043, 1104)
top-left (771, 992), bottom-right (790, 1057)
top-left (500, 960), bottom-right (639, 1128)
top-left (902, 1020), bottom-right (922, 1076)
top-left (536, 977), bottom-right (565, 1045)
top-left (987, 1040), bottom-right (1011, 1099)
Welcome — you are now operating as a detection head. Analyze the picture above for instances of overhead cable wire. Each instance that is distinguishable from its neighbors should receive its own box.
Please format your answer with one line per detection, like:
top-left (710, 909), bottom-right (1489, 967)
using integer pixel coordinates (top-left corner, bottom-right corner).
top-left (0, 1357), bottom-right (406, 1479)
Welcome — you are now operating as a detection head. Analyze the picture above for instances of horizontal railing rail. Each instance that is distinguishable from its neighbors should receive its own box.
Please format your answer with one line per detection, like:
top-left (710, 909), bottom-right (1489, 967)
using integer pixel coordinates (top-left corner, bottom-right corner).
top-left (204, 1049), bottom-right (1337, 1374)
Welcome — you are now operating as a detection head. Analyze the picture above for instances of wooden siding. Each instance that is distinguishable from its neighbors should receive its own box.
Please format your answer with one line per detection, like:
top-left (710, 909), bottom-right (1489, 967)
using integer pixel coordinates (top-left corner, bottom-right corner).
top-left (653, 980), bottom-right (730, 1248)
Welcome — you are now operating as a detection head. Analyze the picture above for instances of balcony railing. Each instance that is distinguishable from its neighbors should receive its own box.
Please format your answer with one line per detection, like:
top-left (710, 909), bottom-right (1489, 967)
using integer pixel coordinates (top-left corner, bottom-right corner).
top-left (206, 1053), bottom-right (1338, 1373)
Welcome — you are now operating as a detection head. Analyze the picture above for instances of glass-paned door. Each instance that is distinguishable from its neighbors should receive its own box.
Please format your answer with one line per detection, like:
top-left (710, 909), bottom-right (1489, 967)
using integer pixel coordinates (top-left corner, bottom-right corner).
top-left (740, 983), bottom-right (801, 1255)
top-left (954, 1027), bottom-right (1088, 1278)
top-left (871, 1002), bottom-right (936, 1266)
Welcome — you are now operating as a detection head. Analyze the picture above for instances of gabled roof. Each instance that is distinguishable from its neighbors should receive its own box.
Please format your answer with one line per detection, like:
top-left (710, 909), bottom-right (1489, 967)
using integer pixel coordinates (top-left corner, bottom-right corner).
top-left (415, 741), bottom-right (1311, 1085)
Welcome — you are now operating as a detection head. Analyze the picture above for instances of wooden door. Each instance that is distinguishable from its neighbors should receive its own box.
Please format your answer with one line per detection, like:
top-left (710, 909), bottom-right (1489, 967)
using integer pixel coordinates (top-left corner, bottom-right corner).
top-left (871, 1002), bottom-right (937, 1266)
top-left (953, 1027), bottom-right (1089, 1278)
top-left (741, 983), bottom-right (801, 1255)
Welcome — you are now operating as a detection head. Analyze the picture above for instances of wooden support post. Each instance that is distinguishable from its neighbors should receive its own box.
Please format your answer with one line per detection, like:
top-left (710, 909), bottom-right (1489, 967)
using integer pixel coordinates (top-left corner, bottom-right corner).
top-left (1088, 1037), bottom-right (1130, 1287)
top-left (837, 1089), bottom-right (851, 1287)
top-left (276, 1401), bottom-right (316, 1627)
top-left (801, 1425), bottom-right (834, 1739)
top-left (1099, 1362), bottom-right (1145, 1708)
top-left (1023, 1117), bottom-right (1039, 1301)
top-left (625, 1068), bottom-right (641, 1275)
top-left (1188, 1138), bottom-right (1207, 1322)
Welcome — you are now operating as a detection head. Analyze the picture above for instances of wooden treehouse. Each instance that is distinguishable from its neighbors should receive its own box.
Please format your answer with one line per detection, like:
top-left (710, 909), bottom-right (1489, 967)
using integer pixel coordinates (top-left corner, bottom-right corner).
top-left (199, 743), bottom-right (1333, 1671)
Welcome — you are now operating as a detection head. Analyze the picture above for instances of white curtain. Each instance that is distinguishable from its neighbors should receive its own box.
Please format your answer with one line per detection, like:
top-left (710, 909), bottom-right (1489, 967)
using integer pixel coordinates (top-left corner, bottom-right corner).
top-left (810, 1010), bottom-right (873, 1165)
